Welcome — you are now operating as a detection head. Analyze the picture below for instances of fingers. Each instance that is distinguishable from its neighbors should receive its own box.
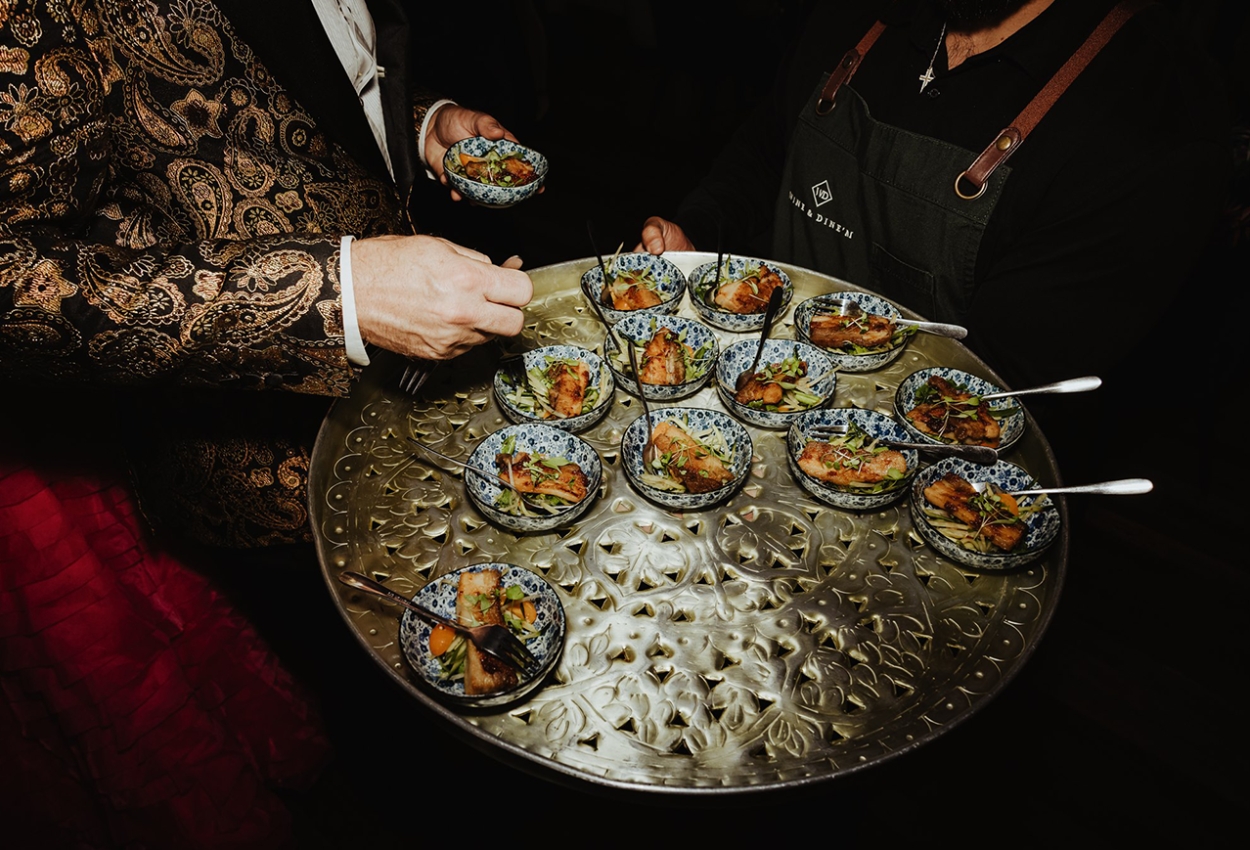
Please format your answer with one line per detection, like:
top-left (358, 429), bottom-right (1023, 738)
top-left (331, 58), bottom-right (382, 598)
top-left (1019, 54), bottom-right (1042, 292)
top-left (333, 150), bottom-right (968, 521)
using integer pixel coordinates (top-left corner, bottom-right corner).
top-left (639, 216), bottom-right (668, 255)
top-left (499, 255), bottom-right (524, 270)
top-left (483, 266), bottom-right (533, 310)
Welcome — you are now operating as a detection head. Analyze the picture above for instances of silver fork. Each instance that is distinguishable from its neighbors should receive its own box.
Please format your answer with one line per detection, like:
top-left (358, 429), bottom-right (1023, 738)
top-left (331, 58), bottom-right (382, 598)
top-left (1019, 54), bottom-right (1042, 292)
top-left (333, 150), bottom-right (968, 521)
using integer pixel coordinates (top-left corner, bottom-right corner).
top-left (806, 423), bottom-right (999, 465)
top-left (398, 358), bottom-right (437, 396)
top-left (337, 571), bottom-right (538, 674)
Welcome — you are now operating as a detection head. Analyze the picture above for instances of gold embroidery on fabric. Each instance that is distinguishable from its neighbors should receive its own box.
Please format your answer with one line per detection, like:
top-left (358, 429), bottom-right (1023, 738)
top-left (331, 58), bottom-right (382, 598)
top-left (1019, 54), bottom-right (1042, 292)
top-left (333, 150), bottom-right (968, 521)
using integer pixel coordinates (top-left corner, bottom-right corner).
top-left (3, 1), bottom-right (406, 547)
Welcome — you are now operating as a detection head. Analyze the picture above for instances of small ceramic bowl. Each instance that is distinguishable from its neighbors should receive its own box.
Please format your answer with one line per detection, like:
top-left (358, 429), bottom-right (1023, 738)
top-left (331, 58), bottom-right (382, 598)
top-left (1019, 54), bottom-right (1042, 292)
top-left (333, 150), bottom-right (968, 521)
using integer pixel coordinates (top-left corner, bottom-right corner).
top-left (606, 314), bottom-right (719, 402)
top-left (687, 256), bottom-right (793, 332)
top-left (398, 563), bottom-right (566, 707)
top-left (793, 291), bottom-right (914, 373)
top-left (894, 367), bottom-right (1025, 452)
top-left (442, 137), bottom-right (548, 208)
top-left (464, 424), bottom-right (602, 533)
top-left (493, 345), bottom-right (614, 432)
top-left (909, 458), bottom-right (1061, 571)
top-left (620, 408), bottom-right (752, 510)
top-left (579, 253), bottom-right (686, 325)
top-left (786, 408), bottom-right (919, 510)
top-left (715, 339), bottom-right (837, 430)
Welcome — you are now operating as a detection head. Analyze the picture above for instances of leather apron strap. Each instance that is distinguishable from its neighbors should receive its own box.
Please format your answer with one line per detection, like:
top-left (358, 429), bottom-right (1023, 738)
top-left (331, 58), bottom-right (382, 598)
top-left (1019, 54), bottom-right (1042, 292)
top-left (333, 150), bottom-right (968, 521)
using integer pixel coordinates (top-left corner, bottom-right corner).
top-left (816, 20), bottom-right (888, 115)
top-left (956, 0), bottom-right (1151, 199)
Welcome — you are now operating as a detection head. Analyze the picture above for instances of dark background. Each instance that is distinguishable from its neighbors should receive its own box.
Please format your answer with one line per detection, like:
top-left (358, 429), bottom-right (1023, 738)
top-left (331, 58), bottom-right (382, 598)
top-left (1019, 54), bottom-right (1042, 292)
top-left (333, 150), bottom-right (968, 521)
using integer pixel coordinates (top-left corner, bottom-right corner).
top-left (249, 1), bottom-right (1248, 844)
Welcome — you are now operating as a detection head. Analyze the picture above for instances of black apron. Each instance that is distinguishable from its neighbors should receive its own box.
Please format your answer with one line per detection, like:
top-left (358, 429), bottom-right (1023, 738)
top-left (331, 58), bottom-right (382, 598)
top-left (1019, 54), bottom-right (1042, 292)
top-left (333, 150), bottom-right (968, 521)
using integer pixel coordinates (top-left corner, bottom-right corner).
top-left (772, 1), bottom-right (1148, 325)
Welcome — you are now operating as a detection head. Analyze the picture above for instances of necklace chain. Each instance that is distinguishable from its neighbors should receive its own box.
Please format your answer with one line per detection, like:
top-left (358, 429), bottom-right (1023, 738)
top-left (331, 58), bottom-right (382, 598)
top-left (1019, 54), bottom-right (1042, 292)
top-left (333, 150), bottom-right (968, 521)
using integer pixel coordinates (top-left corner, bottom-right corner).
top-left (918, 22), bottom-right (948, 93)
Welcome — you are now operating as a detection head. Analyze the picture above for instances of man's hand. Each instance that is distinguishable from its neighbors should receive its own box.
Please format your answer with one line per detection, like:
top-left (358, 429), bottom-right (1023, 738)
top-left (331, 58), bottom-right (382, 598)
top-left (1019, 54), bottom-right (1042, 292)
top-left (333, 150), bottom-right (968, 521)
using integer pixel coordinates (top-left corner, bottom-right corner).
top-left (635, 216), bottom-right (696, 254)
top-left (424, 106), bottom-right (516, 200)
top-left (351, 235), bottom-right (532, 360)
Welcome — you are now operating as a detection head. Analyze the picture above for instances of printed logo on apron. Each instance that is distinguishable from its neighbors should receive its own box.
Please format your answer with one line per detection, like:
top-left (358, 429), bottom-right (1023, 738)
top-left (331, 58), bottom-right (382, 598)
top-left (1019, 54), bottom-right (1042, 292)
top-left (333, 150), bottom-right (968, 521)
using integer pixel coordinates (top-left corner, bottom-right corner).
top-left (811, 180), bottom-right (833, 208)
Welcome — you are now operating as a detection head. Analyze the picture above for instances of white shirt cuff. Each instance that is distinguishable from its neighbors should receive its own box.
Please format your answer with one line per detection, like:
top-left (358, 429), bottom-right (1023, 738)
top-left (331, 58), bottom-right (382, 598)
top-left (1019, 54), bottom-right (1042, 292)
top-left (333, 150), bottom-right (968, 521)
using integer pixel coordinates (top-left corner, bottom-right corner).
top-left (339, 235), bottom-right (370, 366)
top-left (418, 99), bottom-right (457, 179)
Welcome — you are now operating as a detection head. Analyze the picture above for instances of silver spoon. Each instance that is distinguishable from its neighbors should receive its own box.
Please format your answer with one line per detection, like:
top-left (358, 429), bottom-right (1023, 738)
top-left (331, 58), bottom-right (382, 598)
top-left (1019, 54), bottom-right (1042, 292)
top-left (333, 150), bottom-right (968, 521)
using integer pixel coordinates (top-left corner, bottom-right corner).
top-left (977, 375), bottom-right (1101, 402)
top-left (735, 285), bottom-right (787, 393)
top-left (815, 298), bottom-right (967, 340)
top-left (806, 424), bottom-right (998, 465)
top-left (971, 478), bottom-right (1153, 498)
top-left (407, 437), bottom-right (577, 514)
top-left (625, 343), bottom-right (661, 467)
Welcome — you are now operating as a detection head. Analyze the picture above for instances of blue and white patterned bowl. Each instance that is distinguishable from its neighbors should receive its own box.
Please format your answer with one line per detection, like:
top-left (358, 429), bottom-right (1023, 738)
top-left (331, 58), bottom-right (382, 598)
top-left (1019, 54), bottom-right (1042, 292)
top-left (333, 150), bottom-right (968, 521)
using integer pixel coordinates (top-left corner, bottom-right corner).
top-left (442, 136), bottom-right (548, 208)
top-left (687, 257), bottom-right (793, 332)
top-left (909, 458), bottom-right (1061, 571)
top-left (715, 339), bottom-right (838, 430)
top-left (492, 345), bottom-right (614, 432)
top-left (398, 563), bottom-right (566, 707)
top-left (464, 424), bottom-right (602, 533)
top-left (786, 408), bottom-right (919, 510)
top-left (606, 314), bottom-right (719, 402)
top-left (793, 291), bottom-right (912, 373)
top-left (621, 408), bottom-right (752, 510)
top-left (579, 253), bottom-right (686, 325)
top-left (894, 367), bottom-right (1025, 452)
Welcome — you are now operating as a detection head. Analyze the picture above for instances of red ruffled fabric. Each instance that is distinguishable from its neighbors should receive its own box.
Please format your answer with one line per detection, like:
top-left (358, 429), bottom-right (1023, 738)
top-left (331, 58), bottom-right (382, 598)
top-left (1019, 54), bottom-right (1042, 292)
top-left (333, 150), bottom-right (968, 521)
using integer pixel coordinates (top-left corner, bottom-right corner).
top-left (0, 457), bottom-right (331, 849)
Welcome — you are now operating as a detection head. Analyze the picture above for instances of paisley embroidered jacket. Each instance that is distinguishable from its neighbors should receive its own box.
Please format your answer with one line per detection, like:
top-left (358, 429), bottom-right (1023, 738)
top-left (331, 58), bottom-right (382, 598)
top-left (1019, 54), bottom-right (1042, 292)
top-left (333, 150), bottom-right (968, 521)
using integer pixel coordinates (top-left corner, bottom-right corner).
top-left (0, 0), bottom-right (441, 546)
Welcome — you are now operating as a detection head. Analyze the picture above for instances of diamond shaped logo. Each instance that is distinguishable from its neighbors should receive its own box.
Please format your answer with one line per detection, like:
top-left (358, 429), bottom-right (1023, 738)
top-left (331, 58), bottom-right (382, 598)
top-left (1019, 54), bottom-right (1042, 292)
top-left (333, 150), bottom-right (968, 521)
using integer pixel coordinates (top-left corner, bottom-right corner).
top-left (811, 180), bottom-right (833, 208)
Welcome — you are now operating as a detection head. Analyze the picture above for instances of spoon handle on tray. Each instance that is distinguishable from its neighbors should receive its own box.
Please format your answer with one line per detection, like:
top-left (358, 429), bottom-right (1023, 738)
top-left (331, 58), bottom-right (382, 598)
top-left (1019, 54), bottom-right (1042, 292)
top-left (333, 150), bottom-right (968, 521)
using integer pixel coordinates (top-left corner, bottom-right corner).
top-left (979, 375), bottom-right (1102, 402)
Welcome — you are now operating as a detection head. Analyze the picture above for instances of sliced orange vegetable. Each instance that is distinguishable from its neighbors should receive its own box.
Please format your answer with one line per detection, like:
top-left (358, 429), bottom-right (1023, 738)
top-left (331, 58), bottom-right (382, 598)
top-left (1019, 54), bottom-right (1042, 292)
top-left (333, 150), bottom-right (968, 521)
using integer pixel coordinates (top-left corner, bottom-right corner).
top-left (428, 624), bottom-right (456, 656)
top-left (507, 600), bottom-right (538, 624)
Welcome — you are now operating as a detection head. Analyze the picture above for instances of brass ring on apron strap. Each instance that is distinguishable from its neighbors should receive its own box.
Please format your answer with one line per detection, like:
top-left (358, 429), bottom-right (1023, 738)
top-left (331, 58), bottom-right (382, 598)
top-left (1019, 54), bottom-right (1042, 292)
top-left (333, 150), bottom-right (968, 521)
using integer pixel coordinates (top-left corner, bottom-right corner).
top-left (816, 97), bottom-right (836, 115)
top-left (954, 171), bottom-right (987, 200)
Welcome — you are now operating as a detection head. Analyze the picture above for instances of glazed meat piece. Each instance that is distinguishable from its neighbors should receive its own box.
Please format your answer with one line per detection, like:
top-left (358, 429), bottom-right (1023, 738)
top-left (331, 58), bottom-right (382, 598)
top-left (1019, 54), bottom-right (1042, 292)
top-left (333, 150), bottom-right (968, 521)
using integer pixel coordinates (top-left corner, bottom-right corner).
top-left (734, 376), bottom-right (784, 406)
top-left (906, 375), bottom-right (1001, 447)
top-left (460, 152), bottom-right (537, 186)
top-left (923, 473), bottom-right (1025, 551)
top-left (713, 267), bottom-right (785, 314)
top-left (650, 421), bottom-right (735, 494)
top-left (604, 277), bottom-right (663, 312)
top-left (639, 328), bottom-right (690, 385)
top-left (456, 569), bottom-right (518, 695)
top-left (808, 311), bottom-right (895, 349)
top-left (798, 441), bottom-right (907, 487)
top-left (495, 451), bottom-right (589, 503)
top-left (548, 361), bottom-right (590, 418)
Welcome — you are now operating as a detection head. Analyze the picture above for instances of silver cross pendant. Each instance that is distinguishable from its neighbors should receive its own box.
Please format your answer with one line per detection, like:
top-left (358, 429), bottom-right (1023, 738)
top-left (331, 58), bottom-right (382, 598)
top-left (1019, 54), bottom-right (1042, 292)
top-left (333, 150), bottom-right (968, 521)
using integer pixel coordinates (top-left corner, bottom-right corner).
top-left (918, 67), bottom-right (936, 93)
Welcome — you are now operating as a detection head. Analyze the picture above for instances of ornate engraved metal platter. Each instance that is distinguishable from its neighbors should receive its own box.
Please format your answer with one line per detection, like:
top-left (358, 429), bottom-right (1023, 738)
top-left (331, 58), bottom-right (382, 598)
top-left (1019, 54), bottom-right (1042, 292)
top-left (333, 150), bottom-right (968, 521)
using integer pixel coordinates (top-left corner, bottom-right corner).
top-left (310, 254), bottom-right (1067, 793)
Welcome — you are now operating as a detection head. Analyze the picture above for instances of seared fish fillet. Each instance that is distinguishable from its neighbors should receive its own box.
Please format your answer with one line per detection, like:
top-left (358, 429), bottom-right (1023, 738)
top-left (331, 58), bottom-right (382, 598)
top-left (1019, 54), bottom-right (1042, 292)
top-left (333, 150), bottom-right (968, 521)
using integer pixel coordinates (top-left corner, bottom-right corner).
top-left (734, 376), bottom-right (784, 406)
top-left (650, 421), bottom-right (735, 494)
top-left (906, 376), bottom-right (1001, 447)
top-left (798, 441), bottom-right (907, 487)
top-left (639, 328), bottom-right (690, 385)
top-left (713, 268), bottom-right (784, 314)
top-left (495, 451), bottom-right (588, 503)
top-left (604, 279), bottom-right (662, 311)
top-left (548, 361), bottom-right (590, 418)
top-left (457, 569), bottom-right (518, 695)
top-left (808, 311), bottom-right (895, 349)
top-left (923, 473), bottom-right (1025, 551)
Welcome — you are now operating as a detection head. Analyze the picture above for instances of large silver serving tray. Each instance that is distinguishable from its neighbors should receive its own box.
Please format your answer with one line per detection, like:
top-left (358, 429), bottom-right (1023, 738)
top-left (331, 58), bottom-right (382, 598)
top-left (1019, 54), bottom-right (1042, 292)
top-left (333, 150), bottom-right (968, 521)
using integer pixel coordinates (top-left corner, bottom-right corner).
top-left (310, 253), bottom-right (1067, 794)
